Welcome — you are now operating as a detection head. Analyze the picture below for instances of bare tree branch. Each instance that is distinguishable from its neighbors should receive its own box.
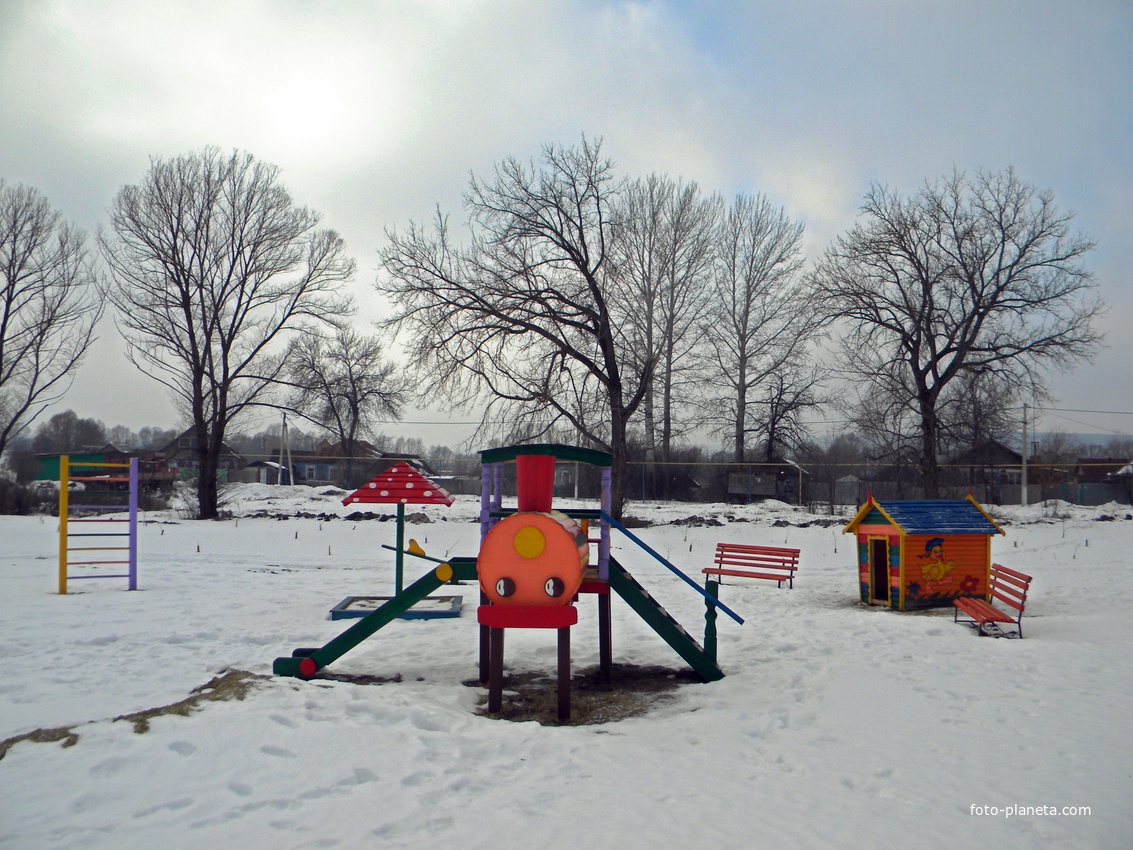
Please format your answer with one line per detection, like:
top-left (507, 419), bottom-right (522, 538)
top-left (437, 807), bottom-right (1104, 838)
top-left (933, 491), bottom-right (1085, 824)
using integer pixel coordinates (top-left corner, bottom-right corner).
top-left (379, 137), bottom-right (649, 516)
top-left (284, 327), bottom-right (408, 486)
top-left (0, 181), bottom-right (102, 460)
top-left (813, 168), bottom-right (1104, 496)
top-left (698, 193), bottom-right (820, 461)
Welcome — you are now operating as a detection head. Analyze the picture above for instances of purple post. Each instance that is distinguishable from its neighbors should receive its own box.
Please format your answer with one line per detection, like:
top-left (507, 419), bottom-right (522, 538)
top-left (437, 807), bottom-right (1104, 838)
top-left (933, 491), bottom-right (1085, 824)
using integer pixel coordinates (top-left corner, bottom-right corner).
top-left (479, 462), bottom-right (492, 543)
top-left (599, 467), bottom-right (611, 580)
top-left (492, 462), bottom-right (503, 516)
top-left (128, 457), bottom-right (138, 590)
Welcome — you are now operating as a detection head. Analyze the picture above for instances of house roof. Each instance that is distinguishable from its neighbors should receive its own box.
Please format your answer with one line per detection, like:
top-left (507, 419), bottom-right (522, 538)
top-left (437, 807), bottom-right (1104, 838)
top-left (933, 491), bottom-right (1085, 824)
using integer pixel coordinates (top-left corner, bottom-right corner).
top-left (312, 440), bottom-right (384, 459)
top-left (948, 439), bottom-right (1023, 466)
top-left (1074, 457), bottom-right (1131, 483)
top-left (843, 495), bottom-right (1004, 536)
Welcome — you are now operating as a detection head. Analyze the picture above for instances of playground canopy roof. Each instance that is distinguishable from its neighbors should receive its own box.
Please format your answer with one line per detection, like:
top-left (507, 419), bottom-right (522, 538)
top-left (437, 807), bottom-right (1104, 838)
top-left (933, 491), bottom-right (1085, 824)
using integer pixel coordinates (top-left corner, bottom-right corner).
top-left (842, 495), bottom-right (1005, 537)
top-left (478, 443), bottom-right (613, 467)
top-left (341, 462), bottom-right (454, 507)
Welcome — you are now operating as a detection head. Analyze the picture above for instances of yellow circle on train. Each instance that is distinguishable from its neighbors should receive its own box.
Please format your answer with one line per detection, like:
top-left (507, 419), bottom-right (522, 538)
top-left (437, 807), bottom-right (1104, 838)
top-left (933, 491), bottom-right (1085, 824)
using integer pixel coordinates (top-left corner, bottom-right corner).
top-left (513, 525), bottom-right (547, 559)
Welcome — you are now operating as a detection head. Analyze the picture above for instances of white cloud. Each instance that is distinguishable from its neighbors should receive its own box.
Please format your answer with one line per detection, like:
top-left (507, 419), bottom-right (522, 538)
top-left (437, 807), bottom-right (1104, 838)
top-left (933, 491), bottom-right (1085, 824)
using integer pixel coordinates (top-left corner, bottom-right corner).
top-left (1, 0), bottom-right (1130, 437)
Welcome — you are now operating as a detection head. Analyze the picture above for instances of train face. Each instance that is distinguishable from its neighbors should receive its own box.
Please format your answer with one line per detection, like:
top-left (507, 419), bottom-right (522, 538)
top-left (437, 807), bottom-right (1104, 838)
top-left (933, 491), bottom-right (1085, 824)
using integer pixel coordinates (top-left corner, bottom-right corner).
top-left (477, 511), bottom-right (589, 606)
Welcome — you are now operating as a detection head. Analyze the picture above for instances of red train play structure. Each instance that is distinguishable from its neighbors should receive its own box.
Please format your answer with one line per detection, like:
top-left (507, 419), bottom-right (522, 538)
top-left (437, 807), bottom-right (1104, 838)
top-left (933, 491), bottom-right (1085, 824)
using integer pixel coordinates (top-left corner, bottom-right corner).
top-left (274, 444), bottom-right (744, 721)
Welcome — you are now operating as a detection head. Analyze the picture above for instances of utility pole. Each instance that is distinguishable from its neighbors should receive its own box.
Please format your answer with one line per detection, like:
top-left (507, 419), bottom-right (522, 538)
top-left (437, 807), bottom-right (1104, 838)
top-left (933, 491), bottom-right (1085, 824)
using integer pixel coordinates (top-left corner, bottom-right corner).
top-left (281, 412), bottom-right (294, 486)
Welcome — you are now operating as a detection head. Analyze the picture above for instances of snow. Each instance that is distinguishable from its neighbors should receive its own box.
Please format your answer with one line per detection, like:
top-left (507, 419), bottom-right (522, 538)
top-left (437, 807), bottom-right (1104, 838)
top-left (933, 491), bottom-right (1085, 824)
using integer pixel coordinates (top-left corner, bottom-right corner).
top-left (2, 484), bottom-right (1131, 849)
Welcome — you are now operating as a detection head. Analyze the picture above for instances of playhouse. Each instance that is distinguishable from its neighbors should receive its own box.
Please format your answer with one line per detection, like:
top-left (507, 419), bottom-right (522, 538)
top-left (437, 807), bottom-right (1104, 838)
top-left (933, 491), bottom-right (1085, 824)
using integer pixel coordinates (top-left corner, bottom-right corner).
top-left (843, 495), bottom-right (1005, 610)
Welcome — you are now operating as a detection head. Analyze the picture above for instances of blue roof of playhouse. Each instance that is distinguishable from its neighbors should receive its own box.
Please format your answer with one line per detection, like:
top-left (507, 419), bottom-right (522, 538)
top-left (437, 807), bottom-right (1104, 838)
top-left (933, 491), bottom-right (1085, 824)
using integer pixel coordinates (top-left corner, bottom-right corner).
top-left (843, 496), bottom-right (1005, 536)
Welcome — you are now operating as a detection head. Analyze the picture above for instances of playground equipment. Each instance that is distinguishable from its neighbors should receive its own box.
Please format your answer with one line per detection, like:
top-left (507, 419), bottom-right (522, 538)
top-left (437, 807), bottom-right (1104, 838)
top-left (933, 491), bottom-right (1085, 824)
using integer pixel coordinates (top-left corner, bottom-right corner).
top-left (273, 444), bottom-right (744, 721)
top-left (330, 463), bottom-right (461, 619)
top-left (58, 455), bottom-right (139, 594)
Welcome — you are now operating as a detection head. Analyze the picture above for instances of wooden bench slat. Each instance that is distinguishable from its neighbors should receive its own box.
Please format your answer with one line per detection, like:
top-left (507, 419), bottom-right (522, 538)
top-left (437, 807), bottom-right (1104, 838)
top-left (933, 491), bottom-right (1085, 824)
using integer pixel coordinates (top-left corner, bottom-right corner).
top-left (990, 563), bottom-right (1031, 583)
top-left (954, 598), bottom-right (1016, 624)
top-left (714, 557), bottom-right (798, 570)
top-left (703, 568), bottom-right (793, 582)
top-left (713, 546), bottom-right (798, 557)
top-left (988, 589), bottom-right (1025, 613)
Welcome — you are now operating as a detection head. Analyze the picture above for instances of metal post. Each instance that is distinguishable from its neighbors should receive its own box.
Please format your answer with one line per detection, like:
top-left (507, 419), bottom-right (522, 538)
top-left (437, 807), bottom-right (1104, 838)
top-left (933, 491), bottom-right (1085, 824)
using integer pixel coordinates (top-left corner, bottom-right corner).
top-left (128, 458), bottom-right (138, 590)
top-left (1021, 402), bottom-right (1029, 506)
top-left (58, 455), bottom-right (70, 595)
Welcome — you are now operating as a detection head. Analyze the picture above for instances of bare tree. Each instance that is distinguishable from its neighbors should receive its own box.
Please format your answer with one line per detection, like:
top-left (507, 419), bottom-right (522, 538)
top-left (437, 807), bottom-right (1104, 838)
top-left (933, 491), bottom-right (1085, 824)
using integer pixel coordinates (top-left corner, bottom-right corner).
top-left (100, 148), bottom-right (354, 518)
top-left (0, 181), bottom-right (102, 461)
top-left (937, 371), bottom-right (1023, 461)
top-left (813, 169), bottom-right (1103, 497)
top-left (31, 409), bottom-right (107, 455)
top-left (286, 327), bottom-right (409, 486)
top-left (379, 137), bottom-right (649, 517)
top-left (798, 432), bottom-right (868, 514)
top-left (700, 193), bottom-right (819, 461)
top-left (749, 367), bottom-right (826, 462)
top-left (608, 175), bottom-right (719, 484)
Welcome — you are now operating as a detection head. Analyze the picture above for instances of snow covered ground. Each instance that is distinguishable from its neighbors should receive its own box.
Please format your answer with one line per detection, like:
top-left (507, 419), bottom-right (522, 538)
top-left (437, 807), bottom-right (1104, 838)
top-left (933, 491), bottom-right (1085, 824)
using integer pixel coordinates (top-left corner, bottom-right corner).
top-left (2, 484), bottom-right (1130, 849)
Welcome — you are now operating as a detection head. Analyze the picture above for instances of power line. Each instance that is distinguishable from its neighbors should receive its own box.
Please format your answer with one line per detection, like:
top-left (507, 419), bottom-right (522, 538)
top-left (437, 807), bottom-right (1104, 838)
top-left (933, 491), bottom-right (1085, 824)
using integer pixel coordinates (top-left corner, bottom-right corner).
top-left (1035, 406), bottom-right (1133, 416)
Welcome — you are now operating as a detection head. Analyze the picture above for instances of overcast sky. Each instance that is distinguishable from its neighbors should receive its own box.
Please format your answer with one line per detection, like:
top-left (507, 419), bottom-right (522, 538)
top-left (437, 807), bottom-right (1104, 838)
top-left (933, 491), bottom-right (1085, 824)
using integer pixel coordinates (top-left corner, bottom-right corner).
top-left (2, 0), bottom-right (1130, 449)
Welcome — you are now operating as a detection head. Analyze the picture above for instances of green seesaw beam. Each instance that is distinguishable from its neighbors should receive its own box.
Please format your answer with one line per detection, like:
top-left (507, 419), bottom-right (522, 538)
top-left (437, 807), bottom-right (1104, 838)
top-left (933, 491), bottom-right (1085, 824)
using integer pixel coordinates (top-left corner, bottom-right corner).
top-left (273, 556), bottom-right (478, 678)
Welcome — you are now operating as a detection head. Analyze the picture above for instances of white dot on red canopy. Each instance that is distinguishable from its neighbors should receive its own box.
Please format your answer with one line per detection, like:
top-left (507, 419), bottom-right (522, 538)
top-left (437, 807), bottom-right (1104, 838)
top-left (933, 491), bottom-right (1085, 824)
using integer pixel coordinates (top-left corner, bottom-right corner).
top-left (368, 483), bottom-right (377, 488)
top-left (380, 490), bottom-right (389, 497)
top-left (406, 482), bottom-right (414, 488)
top-left (401, 498), bottom-right (408, 503)
top-left (424, 490), bottom-right (432, 497)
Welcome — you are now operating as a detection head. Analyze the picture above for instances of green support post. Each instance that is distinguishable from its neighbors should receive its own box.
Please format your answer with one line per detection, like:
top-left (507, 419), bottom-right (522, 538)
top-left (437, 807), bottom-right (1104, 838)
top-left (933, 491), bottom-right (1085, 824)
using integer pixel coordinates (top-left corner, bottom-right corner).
top-left (704, 580), bottom-right (720, 666)
top-left (607, 557), bottom-right (724, 682)
top-left (395, 502), bottom-right (405, 594)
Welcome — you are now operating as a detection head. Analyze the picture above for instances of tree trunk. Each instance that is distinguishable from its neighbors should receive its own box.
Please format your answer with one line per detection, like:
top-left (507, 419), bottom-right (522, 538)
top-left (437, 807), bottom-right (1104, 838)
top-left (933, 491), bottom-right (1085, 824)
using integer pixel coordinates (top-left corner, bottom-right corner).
top-left (608, 412), bottom-right (629, 520)
top-left (919, 399), bottom-right (940, 499)
top-left (733, 391), bottom-right (746, 463)
top-left (195, 426), bottom-right (221, 520)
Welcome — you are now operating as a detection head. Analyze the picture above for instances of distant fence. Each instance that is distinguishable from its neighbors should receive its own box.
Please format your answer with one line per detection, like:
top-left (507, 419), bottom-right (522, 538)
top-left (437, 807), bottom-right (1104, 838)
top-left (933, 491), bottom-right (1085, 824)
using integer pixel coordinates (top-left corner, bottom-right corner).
top-left (220, 453), bottom-right (1133, 510)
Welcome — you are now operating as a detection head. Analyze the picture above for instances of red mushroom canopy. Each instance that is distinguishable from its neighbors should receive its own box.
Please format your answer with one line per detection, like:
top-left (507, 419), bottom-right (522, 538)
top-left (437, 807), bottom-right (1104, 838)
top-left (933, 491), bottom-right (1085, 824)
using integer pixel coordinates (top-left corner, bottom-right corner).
top-left (342, 462), bottom-right (455, 507)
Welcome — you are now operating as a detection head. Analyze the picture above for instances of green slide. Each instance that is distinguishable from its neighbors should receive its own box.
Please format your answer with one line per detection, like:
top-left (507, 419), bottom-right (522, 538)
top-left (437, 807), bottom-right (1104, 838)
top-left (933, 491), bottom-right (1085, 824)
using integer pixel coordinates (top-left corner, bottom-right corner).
top-left (607, 556), bottom-right (724, 682)
top-left (273, 557), bottom-right (478, 678)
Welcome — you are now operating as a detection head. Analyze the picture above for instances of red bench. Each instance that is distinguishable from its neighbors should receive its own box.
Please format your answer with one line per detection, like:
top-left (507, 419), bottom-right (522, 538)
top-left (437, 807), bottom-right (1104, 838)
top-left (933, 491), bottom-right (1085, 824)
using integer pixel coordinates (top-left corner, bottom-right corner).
top-left (702, 542), bottom-right (799, 589)
top-left (953, 563), bottom-right (1032, 638)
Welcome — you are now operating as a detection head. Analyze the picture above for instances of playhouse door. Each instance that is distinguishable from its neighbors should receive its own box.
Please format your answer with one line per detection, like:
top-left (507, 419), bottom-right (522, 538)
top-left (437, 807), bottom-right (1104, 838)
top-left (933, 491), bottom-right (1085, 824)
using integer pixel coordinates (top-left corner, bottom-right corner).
top-left (869, 538), bottom-right (890, 605)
